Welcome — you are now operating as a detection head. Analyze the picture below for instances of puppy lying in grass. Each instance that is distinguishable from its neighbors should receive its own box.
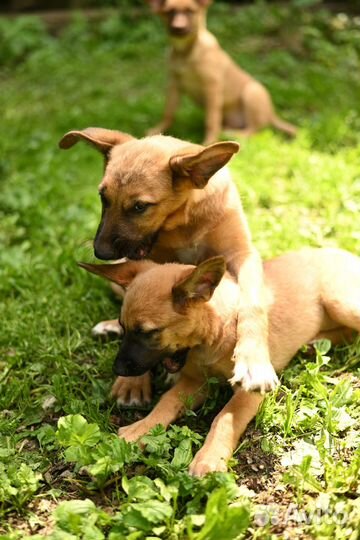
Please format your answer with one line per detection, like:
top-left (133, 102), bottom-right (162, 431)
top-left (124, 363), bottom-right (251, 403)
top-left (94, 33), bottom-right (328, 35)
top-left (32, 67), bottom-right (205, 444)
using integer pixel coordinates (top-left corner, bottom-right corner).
top-left (80, 248), bottom-right (360, 476)
top-left (147, 0), bottom-right (297, 143)
top-left (60, 128), bottom-right (278, 402)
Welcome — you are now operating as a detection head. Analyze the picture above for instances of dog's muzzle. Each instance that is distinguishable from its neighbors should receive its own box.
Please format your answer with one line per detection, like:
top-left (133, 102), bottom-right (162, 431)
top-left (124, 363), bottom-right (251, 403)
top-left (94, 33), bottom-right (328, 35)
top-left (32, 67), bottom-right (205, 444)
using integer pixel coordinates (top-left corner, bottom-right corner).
top-left (162, 348), bottom-right (190, 373)
top-left (94, 232), bottom-right (158, 261)
top-left (113, 333), bottom-right (190, 377)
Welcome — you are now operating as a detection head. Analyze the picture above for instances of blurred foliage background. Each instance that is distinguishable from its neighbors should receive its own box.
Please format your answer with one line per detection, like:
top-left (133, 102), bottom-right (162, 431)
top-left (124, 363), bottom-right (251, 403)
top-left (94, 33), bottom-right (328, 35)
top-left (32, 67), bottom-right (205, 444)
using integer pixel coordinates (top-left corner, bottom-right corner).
top-left (1, 0), bottom-right (360, 12)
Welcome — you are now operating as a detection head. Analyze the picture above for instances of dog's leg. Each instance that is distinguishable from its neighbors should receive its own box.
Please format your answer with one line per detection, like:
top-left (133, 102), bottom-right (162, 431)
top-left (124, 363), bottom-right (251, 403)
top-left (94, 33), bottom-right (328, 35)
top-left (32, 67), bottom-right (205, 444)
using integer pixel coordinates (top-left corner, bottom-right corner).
top-left (325, 301), bottom-right (360, 336)
top-left (222, 128), bottom-right (255, 139)
top-left (148, 76), bottom-right (180, 135)
top-left (92, 283), bottom-right (125, 337)
top-left (205, 214), bottom-right (278, 392)
top-left (92, 319), bottom-right (123, 337)
top-left (230, 249), bottom-right (278, 392)
top-left (203, 81), bottom-right (224, 145)
top-left (189, 389), bottom-right (263, 476)
top-left (118, 374), bottom-right (206, 442)
top-left (312, 327), bottom-right (356, 345)
top-left (111, 372), bottom-right (152, 406)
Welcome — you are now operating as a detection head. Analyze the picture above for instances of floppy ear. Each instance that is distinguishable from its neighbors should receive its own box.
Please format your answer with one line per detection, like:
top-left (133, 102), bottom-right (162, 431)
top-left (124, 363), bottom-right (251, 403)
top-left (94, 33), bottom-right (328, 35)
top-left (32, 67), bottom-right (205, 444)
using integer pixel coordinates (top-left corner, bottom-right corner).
top-left (172, 256), bottom-right (226, 311)
top-left (145, 0), bottom-right (165, 13)
top-left (196, 0), bottom-right (212, 6)
top-left (78, 260), bottom-right (155, 288)
top-left (169, 141), bottom-right (239, 188)
top-left (59, 127), bottom-right (134, 157)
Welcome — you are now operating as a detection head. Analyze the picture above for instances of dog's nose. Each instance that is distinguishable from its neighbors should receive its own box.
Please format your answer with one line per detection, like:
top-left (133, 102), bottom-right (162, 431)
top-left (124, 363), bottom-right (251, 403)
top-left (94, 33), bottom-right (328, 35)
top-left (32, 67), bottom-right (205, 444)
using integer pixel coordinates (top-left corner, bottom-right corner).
top-left (93, 241), bottom-right (115, 261)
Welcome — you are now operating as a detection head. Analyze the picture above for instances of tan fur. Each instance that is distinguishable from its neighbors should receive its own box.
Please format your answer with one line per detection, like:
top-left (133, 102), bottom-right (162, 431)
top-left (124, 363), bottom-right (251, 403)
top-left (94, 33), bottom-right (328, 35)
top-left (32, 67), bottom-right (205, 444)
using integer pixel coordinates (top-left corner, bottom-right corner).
top-left (146, 0), bottom-right (297, 144)
top-left (82, 248), bottom-right (360, 476)
top-left (60, 129), bottom-right (277, 404)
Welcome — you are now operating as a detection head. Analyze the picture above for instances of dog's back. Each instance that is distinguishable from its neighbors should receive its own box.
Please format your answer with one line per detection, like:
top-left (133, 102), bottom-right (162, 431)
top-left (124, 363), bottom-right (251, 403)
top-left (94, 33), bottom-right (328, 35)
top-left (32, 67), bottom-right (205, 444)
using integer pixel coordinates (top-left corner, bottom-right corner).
top-left (263, 248), bottom-right (360, 371)
top-left (207, 248), bottom-right (360, 378)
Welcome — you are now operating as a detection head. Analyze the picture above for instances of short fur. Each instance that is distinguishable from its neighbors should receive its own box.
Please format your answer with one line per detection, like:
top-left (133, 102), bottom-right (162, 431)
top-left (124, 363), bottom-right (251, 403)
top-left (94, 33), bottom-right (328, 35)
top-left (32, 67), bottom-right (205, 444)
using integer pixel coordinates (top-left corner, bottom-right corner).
top-left (146, 0), bottom-right (297, 143)
top-left (60, 129), bottom-right (277, 404)
top-left (81, 248), bottom-right (360, 476)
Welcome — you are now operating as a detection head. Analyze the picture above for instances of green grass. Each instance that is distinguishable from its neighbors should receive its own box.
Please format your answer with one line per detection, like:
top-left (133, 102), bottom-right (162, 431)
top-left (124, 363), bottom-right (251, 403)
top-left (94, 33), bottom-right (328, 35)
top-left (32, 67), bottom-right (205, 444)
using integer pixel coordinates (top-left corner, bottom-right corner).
top-left (1, 3), bottom-right (360, 538)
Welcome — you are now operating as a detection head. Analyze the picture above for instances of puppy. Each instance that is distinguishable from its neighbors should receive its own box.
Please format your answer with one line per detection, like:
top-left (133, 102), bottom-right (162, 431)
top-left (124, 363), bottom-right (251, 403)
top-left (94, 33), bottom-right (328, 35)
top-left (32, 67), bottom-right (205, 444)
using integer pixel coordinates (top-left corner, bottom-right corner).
top-left (59, 128), bottom-right (277, 404)
top-left (80, 248), bottom-right (360, 476)
top-left (146, 0), bottom-right (297, 144)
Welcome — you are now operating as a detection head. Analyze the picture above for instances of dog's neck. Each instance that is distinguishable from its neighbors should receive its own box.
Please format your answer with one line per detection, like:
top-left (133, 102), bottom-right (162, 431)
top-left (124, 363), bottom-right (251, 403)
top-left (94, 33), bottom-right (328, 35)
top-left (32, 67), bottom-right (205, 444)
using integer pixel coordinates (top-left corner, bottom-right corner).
top-left (170, 12), bottom-right (207, 54)
top-left (162, 176), bottom-right (227, 233)
top-left (187, 273), bottom-right (239, 354)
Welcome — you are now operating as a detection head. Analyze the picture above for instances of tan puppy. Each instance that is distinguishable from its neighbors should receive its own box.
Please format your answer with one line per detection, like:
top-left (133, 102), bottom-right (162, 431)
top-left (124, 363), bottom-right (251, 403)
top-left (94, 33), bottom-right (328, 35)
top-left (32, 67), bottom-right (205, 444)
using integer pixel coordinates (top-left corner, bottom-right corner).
top-left (59, 128), bottom-right (277, 405)
top-left (147, 0), bottom-right (297, 144)
top-left (81, 248), bottom-right (360, 476)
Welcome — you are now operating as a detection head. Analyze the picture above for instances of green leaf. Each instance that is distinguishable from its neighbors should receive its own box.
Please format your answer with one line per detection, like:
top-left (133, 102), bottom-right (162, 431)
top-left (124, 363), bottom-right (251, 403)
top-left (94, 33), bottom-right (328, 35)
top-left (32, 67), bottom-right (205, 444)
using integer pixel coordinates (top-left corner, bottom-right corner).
top-left (56, 415), bottom-right (101, 448)
top-left (171, 438), bottom-right (193, 469)
top-left (313, 339), bottom-right (332, 357)
top-left (123, 500), bottom-right (173, 531)
top-left (141, 425), bottom-right (172, 456)
top-left (154, 478), bottom-right (178, 502)
top-left (91, 436), bottom-right (134, 467)
top-left (194, 488), bottom-right (250, 540)
top-left (53, 499), bottom-right (108, 538)
top-left (54, 499), bottom-right (97, 524)
top-left (87, 456), bottom-right (113, 480)
top-left (124, 476), bottom-right (159, 502)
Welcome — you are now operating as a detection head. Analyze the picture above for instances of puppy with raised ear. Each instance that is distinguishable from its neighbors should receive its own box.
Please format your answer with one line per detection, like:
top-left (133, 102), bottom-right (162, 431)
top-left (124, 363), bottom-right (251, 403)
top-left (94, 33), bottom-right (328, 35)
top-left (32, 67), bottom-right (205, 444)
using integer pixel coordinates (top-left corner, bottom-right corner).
top-left (80, 247), bottom-right (360, 476)
top-left (60, 128), bottom-right (277, 406)
top-left (146, 0), bottom-right (297, 144)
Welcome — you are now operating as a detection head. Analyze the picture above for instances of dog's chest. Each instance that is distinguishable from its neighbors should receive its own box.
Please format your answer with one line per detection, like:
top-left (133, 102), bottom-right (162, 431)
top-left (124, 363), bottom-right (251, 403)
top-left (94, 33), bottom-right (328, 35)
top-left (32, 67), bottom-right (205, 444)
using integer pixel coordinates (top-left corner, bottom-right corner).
top-left (172, 58), bottom-right (205, 104)
top-left (176, 244), bottom-right (207, 264)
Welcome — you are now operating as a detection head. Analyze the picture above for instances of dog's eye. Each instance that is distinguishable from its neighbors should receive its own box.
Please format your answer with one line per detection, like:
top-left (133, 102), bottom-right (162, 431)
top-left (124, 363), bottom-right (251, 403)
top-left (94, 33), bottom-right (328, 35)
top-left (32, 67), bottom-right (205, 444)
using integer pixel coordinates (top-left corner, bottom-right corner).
top-left (99, 192), bottom-right (110, 208)
top-left (133, 326), bottom-right (159, 337)
top-left (131, 201), bottom-right (150, 214)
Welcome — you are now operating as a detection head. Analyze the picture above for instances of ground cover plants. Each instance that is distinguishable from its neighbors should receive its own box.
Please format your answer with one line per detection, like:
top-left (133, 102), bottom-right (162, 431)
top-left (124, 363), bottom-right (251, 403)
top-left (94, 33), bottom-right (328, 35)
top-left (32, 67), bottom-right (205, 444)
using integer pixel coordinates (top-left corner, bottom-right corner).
top-left (0, 1), bottom-right (360, 538)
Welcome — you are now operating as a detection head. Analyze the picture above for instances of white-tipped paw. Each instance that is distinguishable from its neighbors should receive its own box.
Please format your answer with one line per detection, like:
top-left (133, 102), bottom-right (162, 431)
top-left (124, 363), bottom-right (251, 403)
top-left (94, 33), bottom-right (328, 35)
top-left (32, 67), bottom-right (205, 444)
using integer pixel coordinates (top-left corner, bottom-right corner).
top-left (189, 450), bottom-right (228, 477)
top-left (111, 373), bottom-right (152, 406)
top-left (229, 359), bottom-right (279, 394)
top-left (118, 419), bottom-right (151, 443)
top-left (92, 319), bottom-right (123, 338)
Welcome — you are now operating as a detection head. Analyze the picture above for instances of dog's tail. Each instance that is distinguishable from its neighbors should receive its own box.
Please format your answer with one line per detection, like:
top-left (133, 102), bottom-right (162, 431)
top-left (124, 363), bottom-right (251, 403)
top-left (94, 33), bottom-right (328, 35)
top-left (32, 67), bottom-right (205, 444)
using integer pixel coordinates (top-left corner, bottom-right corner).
top-left (271, 115), bottom-right (297, 137)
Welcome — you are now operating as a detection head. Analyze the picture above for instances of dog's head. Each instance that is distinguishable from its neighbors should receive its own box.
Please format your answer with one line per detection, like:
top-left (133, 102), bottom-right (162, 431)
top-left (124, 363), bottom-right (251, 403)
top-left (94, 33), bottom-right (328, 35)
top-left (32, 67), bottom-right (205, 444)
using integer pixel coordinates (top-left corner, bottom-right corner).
top-left (146, 0), bottom-right (212, 38)
top-left (79, 256), bottom-right (226, 376)
top-left (59, 128), bottom-right (238, 261)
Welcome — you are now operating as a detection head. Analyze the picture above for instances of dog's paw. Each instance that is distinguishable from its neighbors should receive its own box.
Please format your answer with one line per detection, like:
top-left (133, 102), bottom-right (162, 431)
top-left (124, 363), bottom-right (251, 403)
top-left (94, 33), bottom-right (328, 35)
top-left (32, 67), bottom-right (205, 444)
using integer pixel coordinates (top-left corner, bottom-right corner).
top-left (111, 373), bottom-right (152, 406)
top-left (189, 450), bottom-right (228, 477)
top-left (229, 356), bottom-right (279, 394)
top-left (92, 319), bottom-right (123, 338)
top-left (118, 419), bottom-right (151, 443)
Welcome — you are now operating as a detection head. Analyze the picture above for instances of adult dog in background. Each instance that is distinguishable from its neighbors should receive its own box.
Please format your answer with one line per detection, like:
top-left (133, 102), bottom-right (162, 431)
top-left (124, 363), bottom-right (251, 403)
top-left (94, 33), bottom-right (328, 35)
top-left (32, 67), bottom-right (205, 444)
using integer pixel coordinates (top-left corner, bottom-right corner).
top-left (59, 128), bottom-right (278, 404)
top-left (147, 0), bottom-right (297, 144)
top-left (80, 248), bottom-right (360, 476)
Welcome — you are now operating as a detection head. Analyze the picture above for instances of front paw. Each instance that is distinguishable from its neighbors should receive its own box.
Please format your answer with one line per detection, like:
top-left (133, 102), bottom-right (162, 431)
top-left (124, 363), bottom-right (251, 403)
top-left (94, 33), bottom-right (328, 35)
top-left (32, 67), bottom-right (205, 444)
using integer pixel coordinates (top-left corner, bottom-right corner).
top-left (118, 419), bottom-right (151, 443)
top-left (92, 319), bottom-right (123, 338)
top-left (230, 347), bottom-right (279, 393)
top-left (189, 449), bottom-right (228, 477)
top-left (111, 373), bottom-right (152, 406)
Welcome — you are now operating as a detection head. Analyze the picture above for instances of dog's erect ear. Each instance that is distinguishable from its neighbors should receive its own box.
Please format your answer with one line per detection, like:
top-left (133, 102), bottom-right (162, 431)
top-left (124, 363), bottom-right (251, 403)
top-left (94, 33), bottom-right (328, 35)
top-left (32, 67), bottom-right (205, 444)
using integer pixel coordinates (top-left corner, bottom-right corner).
top-left (172, 256), bottom-right (226, 311)
top-left (78, 260), bottom-right (155, 288)
top-left (145, 0), bottom-right (165, 13)
top-left (59, 128), bottom-right (134, 156)
top-left (170, 141), bottom-right (239, 188)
